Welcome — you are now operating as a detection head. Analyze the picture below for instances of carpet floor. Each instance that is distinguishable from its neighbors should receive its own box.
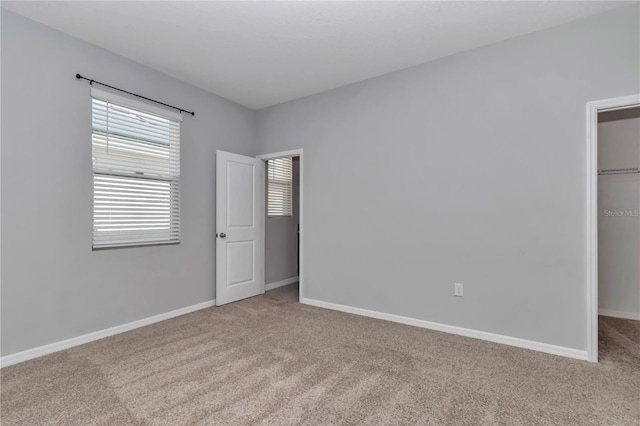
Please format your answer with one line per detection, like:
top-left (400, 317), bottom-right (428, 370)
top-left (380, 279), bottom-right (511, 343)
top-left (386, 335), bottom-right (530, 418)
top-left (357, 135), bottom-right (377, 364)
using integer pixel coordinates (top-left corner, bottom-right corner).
top-left (1, 296), bottom-right (638, 425)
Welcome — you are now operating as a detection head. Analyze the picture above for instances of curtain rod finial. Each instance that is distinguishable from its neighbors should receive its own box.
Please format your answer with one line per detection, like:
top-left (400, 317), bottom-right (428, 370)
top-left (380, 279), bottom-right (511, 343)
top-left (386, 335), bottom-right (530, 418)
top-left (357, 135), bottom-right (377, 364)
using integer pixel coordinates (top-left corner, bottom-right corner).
top-left (76, 73), bottom-right (82, 79)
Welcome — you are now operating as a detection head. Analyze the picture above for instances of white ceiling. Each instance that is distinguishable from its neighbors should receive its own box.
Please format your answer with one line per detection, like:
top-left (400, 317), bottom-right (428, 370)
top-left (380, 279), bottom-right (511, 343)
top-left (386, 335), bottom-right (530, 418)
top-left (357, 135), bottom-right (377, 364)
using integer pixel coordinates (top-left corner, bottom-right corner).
top-left (2, 1), bottom-right (630, 110)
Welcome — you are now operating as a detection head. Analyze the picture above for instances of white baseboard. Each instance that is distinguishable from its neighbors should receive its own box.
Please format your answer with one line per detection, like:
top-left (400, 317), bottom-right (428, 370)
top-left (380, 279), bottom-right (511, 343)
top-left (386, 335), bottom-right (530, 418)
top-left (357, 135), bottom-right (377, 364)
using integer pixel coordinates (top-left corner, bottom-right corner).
top-left (301, 298), bottom-right (587, 361)
top-left (1, 299), bottom-right (216, 368)
top-left (599, 308), bottom-right (640, 321)
top-left (265, 276), bottom-right (299, 292)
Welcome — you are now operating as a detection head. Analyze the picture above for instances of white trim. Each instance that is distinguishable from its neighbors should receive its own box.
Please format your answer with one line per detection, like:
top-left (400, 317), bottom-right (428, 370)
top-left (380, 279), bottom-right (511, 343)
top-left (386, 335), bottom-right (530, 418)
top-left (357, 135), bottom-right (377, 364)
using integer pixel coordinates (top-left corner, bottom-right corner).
top-left (301, 298), bottom-right (588, 361)
top-left (585, 94), bottom-right (640, 363)
top-left (257, 149), bottom-right (303, 161)
top-left (91, 87), bottom-right (183, 122)
top-left (257, 149), bottom-right (304, 303)
top-left (0, 299), bottom-right (215, 368)
top-left (598, 309), bottom-right (640, 321)
top-left (265, 276), bottom-right (299, 291)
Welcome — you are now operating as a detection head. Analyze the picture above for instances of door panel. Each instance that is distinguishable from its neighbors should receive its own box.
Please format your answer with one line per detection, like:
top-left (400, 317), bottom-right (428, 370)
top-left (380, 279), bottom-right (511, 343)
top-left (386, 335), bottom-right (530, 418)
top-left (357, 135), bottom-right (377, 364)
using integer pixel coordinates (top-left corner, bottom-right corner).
top-left (227, 161), bottom-right (255, 227)
top-left (227, 241), bottom-right (255, 286)
top-left (216, 151), bottom-right (264, 306)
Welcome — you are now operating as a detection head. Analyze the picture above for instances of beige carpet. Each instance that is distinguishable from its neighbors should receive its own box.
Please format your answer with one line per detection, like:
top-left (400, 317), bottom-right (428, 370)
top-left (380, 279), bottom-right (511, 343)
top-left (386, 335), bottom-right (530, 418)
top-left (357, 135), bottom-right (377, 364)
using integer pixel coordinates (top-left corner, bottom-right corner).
top-left (1, 296), bottom-right (639, 425)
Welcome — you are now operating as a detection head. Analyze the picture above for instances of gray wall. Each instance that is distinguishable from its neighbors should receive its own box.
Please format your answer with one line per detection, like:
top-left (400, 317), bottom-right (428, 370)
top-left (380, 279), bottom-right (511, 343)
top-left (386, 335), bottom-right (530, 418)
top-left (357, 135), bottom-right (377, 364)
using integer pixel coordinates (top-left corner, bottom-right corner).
top-left (1, 11), bottom-right (256, 356)
top-left (265, 157), bottom-right (300, 284)
top-left (3, 5), bottom-right (639, 358)
top-left (256, 6), bottom-right (640, 351)
top-left (598, 117), bottom-right (640, 318)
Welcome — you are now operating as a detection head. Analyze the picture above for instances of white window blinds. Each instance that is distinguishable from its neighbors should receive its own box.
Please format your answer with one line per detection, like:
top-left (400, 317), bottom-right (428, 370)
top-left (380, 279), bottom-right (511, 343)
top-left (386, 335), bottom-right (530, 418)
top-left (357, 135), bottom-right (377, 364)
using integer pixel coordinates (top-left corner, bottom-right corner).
top-left (91, 88), bottom-right (181, 249)
top-left (267, 157), bottom-right (293, 217)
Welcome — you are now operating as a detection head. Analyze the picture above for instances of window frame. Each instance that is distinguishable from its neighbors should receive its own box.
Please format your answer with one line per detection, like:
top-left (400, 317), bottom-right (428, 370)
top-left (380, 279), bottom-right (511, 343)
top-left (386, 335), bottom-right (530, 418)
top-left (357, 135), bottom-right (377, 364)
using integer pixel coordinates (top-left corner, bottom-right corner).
top-left (267, 157), bottom-right (293, 218)
top-left (91, 87), bottom-right (182, 249)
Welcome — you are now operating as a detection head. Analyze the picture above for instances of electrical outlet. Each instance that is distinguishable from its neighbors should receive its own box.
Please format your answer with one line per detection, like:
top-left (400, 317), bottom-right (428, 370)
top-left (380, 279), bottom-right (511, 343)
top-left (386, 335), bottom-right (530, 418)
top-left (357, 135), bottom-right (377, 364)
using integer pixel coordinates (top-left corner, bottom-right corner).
top-left (454, 283), bottom-right (464, 297)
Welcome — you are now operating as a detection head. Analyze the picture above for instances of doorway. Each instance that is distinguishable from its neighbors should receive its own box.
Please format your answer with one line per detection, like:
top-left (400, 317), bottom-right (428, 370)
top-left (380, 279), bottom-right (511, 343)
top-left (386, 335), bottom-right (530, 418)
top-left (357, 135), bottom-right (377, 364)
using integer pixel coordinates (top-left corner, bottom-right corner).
top-left (257, 150), bottom-right (304, 303)
top-left (586, 95), bottom-right (640, 362)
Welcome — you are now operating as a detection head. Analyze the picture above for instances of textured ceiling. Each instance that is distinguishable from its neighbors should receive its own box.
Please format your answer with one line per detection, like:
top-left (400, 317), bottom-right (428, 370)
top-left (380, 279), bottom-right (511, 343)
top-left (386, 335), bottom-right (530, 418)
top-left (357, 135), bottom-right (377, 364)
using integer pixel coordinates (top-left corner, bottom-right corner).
top-left (2, 1), bottom-right (630, 109)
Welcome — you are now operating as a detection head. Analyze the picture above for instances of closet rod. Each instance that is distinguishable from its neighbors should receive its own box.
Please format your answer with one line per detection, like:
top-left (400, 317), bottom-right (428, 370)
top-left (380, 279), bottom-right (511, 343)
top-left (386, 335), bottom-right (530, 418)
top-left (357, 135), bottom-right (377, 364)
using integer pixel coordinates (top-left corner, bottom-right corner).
top-left (597, 167), bottom-right (640, 175)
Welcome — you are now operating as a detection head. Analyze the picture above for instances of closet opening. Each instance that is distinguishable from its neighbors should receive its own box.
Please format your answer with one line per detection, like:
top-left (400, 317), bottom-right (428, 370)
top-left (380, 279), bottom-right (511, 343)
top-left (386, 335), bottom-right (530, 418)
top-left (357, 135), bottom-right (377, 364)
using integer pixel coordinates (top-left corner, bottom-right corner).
top-left (596, 106), bottom-right (640, 364)
top-left (586, 96), bottom-right (640, 363)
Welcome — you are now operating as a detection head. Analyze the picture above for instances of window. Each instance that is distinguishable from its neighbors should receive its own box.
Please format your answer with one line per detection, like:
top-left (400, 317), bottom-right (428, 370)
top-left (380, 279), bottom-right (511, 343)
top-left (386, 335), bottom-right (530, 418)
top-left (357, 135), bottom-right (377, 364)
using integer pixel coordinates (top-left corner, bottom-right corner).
top-left (91, 88), bottom-right (181, 249)
top-left (267, 157), bottom-right (293, 217)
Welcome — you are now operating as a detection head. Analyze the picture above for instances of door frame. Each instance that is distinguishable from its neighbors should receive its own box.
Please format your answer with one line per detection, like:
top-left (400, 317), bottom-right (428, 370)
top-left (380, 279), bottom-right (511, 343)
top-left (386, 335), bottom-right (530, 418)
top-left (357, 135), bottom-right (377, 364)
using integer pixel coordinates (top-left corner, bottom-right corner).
top-left (257, 149), bottom-right (304, 302)
top-left (585, 94), bottom-right (639, 362)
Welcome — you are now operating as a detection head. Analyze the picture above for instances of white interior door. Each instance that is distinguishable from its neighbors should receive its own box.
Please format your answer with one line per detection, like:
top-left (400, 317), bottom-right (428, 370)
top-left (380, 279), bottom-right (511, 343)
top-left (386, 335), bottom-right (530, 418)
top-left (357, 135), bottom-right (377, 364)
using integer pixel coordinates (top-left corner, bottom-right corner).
top-left (216, 150), bottom-right (265, 306)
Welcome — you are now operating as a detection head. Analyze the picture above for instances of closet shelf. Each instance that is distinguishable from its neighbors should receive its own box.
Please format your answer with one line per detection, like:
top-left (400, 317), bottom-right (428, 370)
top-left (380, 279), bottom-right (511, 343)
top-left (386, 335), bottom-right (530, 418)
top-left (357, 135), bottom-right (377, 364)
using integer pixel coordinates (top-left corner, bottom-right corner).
top-left (597, 167), bottom-right (640, 176)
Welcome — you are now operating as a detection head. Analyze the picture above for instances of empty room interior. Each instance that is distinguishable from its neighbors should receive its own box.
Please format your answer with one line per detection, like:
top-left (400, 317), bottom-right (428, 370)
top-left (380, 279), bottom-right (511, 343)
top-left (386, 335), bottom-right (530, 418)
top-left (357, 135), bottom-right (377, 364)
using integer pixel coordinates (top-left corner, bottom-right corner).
top-left (1, 1), bottom-right (639, 425)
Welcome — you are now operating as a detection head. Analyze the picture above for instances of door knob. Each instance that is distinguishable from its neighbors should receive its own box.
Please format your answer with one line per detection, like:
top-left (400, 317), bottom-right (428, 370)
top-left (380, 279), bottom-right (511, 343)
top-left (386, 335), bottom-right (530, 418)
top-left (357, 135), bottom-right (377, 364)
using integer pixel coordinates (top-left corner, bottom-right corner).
top-left (219, 233), bottom-right (226, 238)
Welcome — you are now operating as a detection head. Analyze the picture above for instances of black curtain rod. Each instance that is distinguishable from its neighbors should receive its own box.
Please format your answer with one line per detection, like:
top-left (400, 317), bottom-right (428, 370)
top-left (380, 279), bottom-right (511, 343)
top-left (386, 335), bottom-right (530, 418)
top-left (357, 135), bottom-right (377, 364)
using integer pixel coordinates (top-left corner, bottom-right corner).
top-left (75, 74), bottom-right (195, 116)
